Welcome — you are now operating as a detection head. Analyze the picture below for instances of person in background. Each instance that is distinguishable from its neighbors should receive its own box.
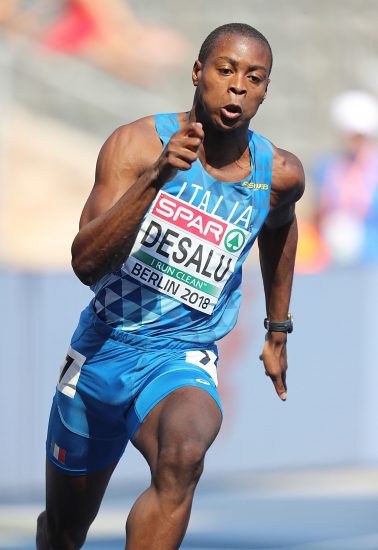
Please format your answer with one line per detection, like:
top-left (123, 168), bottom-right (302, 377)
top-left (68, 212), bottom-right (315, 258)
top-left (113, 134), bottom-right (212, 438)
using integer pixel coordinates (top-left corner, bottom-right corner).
top-left (0, 0), bottom-right (188, 85)
top-left (314, 90), bottom-right (378, 265)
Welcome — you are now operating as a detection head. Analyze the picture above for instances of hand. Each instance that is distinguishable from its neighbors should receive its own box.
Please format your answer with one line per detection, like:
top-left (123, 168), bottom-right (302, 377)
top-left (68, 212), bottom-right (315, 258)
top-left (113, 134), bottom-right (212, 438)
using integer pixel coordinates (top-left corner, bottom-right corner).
top-left (259, 332), bottom-right (288, 401)
top-left (155, 122), bottom-right (204, 184)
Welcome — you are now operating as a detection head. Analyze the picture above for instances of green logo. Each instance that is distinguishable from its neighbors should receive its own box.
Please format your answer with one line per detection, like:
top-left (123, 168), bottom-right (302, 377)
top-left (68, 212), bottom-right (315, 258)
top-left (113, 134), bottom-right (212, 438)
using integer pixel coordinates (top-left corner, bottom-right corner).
top-left (224, 229), bottom-right (246, 252)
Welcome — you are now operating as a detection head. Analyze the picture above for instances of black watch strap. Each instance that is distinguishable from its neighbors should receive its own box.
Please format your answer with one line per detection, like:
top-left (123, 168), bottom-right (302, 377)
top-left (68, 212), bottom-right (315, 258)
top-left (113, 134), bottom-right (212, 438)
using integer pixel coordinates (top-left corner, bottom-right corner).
top-left (264, 314), bottom-right (293, 333)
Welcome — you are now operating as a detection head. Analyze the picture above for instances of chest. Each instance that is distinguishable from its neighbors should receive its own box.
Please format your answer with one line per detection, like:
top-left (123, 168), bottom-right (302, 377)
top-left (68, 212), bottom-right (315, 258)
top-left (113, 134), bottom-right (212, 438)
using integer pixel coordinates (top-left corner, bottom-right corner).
top-left (164, 171), bottom-right (271, 235)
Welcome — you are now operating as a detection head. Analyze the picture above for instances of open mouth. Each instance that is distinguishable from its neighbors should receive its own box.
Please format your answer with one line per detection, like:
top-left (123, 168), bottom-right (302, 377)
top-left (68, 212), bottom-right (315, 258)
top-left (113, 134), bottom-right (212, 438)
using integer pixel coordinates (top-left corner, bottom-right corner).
top-left (221, 104), bottom-right (242, 119)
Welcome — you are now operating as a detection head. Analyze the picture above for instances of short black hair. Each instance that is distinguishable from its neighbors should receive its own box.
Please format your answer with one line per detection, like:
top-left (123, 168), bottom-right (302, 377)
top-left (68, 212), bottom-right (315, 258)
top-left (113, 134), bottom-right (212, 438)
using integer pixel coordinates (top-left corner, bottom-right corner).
top-left (198, 23), bottom-right (273, 74)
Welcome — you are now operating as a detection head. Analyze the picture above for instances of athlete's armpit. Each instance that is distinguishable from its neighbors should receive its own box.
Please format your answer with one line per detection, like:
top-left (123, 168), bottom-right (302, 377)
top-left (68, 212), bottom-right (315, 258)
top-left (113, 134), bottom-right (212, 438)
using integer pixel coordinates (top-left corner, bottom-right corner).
top-left (263, 202), bottom-right (296, 230)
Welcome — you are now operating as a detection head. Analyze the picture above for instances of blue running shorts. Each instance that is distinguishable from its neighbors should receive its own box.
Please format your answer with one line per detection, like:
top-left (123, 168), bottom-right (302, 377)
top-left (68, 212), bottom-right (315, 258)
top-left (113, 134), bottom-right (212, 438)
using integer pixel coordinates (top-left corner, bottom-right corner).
top-left (46, 305), bottom-right (222, 475)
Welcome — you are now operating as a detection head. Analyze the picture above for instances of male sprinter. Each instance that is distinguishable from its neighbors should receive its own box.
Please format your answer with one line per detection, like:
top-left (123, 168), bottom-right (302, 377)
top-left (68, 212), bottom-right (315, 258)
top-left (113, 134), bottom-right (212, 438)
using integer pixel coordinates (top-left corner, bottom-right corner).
top-left (37, 23), bottom-right (304, 550)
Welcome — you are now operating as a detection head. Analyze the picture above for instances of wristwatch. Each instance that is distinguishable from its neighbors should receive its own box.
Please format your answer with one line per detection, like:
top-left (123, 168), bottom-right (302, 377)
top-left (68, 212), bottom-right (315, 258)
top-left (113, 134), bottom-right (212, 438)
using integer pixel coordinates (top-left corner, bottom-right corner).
top-left (264, 314), bottom-right (293, 333)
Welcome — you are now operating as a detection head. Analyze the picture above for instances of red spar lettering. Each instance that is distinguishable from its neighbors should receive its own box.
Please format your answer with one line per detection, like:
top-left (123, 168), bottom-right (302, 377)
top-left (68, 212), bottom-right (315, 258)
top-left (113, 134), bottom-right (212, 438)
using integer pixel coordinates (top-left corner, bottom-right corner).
top-left (153, 192), bottom-right (227, 245)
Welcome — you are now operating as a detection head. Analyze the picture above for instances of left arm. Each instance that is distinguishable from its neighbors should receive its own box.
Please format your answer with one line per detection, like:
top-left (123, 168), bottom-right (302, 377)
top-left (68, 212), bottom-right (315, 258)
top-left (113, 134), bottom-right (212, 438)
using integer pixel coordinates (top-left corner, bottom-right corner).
top-left (258, 147), bottom-right (305, 401)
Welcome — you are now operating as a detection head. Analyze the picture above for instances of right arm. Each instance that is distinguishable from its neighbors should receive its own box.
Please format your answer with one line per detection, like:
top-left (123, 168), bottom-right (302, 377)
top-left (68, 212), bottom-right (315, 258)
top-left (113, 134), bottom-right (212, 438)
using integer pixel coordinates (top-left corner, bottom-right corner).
top-left (71, 117), bottom-right (204, 286)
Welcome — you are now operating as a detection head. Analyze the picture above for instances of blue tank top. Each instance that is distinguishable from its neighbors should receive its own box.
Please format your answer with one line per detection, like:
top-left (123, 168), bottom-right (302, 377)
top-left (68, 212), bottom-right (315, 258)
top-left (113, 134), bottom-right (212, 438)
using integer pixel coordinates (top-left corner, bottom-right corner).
top-left (90, 113), bottom-right (273, 344)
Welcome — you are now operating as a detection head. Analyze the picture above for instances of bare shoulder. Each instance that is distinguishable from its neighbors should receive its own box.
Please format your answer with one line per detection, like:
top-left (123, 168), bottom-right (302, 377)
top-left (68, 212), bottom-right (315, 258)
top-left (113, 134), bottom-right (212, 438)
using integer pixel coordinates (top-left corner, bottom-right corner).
top-left (79, 115), bottom-right (163, 227)
top-left (95, 115), bottom-right (162, 184)
top-left (271, 145), bottom-right (305, 203)
top-left (262, 146), bottom-right (305, 228)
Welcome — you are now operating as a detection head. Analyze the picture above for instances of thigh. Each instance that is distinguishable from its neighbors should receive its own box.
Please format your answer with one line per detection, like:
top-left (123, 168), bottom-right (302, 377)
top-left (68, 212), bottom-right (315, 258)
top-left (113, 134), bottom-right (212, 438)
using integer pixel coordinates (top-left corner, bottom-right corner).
top-left (46, 391), bottom-right (128, 475)
top-left (132, 385), bottom-right (222, 474)
top-left (50, 311), bottom-right (143, 474)
top-left (126, 347), bottom-right (222, 445)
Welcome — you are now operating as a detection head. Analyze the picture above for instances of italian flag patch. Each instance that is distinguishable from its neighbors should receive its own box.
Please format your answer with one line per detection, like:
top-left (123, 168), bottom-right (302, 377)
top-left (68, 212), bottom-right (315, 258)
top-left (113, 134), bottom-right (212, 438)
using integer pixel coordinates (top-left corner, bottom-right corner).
top-left (51, 442), bottom-right (66, 464)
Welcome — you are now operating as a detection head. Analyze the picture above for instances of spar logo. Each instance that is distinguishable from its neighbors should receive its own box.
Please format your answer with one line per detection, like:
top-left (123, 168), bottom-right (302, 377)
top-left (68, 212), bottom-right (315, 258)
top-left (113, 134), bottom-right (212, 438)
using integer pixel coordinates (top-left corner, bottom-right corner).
top-left (152, 192), bottom-right (227, 245)
top-left (224, 228), bottom-right (246, 253)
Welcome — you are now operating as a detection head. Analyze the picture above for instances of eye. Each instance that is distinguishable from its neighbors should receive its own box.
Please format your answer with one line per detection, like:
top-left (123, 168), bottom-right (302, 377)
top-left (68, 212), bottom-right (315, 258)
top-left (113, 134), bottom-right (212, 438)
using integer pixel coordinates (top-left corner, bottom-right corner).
top-left (248, 75), bottom-right (262, 84)
top-left (218, 67), bottom-right (232, 75)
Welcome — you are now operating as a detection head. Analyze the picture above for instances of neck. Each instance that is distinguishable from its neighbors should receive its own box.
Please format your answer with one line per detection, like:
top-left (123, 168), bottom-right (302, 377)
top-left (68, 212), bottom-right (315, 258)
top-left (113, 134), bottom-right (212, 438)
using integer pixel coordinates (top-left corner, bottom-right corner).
top-left (188, 103), bottom-right (251, 171)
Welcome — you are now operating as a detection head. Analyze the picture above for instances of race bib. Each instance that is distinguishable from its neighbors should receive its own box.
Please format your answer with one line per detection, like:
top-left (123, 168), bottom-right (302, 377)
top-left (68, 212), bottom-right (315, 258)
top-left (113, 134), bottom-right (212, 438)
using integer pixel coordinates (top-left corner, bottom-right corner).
top-left (123, 191), bottom-right (251, 315)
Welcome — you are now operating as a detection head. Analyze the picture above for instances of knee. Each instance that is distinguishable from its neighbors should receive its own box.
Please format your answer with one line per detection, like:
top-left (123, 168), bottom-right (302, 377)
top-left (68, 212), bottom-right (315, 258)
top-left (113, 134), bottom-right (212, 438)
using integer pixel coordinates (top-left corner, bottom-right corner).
top-left (38, 511), bottom-right (87, 550)
top-left (36, 512), bottom-right (50, 550)
top-left (48, 527), bottom-right (86, 550)
top-left (156, 439), bottom-right (207, 489)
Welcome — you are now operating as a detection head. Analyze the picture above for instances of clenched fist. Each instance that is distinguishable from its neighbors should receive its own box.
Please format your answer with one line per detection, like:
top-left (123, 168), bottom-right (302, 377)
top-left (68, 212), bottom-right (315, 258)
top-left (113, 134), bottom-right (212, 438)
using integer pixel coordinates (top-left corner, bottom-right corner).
top-left (155, 122), bottom-right (204, 185)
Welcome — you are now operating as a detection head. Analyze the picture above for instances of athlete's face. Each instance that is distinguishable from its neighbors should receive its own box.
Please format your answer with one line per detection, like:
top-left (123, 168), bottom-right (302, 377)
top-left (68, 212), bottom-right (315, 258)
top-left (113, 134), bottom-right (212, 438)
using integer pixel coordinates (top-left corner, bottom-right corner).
top-left (192, 34), bottom-right (271, 130)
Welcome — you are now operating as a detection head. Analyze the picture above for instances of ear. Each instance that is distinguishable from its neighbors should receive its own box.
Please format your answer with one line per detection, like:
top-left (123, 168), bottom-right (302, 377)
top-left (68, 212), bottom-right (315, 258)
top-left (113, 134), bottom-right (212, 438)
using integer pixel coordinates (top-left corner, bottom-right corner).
top-left (192, 60), bottom-right (203, 87)
top-left (261, 78), bottom-right (270, 103)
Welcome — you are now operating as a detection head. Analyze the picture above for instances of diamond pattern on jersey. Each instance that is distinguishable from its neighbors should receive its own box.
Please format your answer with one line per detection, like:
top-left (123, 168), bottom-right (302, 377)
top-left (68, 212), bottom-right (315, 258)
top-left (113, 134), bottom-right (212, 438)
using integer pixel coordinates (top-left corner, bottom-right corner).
top-left (104, 289), bottom-right (122, 308)
top-left (94, 273), bottom-right (179, 330)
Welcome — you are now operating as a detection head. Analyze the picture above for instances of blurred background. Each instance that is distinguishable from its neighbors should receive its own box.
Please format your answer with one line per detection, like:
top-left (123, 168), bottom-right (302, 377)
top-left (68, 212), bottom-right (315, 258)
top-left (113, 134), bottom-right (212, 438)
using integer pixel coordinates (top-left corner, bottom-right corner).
top-left (1, 1), bottom-right (378, 548)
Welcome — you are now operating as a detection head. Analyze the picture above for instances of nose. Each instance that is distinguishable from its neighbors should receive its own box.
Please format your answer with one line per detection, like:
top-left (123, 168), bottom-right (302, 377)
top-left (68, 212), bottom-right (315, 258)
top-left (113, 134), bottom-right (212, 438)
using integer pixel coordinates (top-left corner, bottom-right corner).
top-left (229, 73), bottom-right (246, 95)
